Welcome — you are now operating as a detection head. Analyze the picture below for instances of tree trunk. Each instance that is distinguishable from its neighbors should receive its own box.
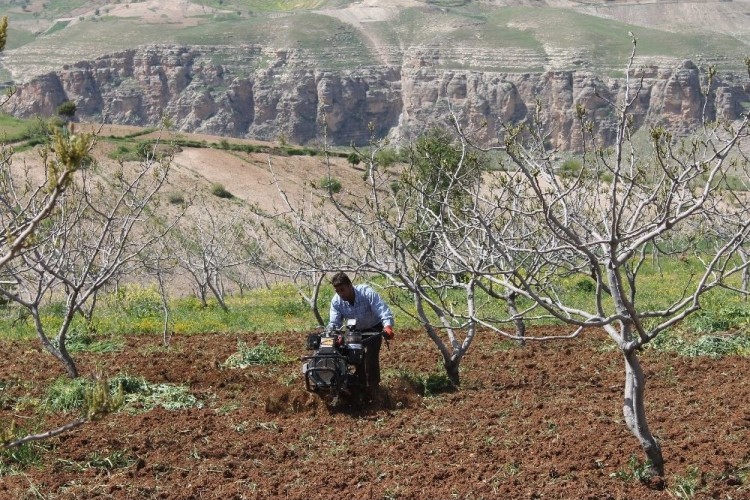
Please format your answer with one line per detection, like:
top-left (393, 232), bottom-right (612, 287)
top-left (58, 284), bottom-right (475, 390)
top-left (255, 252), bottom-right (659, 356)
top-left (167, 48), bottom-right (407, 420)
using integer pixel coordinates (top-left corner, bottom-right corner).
top-left (508, 292), bottom-right (526, 346)
top-left (444, 359), bottom-right (460, 387)
top-left (56, 339), bottom-right (79, 379)
top-left (31, 306), bottom-right (79, 378)
top-left (622, 350), bottom-right (663, 476)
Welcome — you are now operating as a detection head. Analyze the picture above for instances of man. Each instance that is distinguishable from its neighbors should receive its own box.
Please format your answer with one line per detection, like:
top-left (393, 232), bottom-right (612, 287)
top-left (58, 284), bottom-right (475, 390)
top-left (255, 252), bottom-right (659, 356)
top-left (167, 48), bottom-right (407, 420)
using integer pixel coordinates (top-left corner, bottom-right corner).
top-left (327, 271), bottom-right (394, 395)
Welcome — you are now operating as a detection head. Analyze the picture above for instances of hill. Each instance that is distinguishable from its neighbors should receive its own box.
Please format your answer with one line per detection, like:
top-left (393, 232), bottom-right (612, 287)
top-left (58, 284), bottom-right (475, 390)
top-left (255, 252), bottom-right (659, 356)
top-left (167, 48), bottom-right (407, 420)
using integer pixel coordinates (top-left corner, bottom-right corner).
top-left (1, 1), bottom-right (749, 151)
top-left (2, 0), bottom-right (749, 82)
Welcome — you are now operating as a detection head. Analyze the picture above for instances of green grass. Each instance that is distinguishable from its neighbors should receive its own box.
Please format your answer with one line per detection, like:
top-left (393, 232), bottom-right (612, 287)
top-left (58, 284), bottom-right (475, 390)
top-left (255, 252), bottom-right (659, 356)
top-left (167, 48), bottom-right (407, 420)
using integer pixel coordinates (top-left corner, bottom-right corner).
top-left (41, 373), bottom-right (202, 414)
top-left (2, 0), bottom-right (747, 74)
top-left (3, 26), bottom-right (37, 50)
top-left (175, 13), bottom-right (374, 67)
top-left (0, 114), bottom-right (35, 142)
top-left (0, 440), bottom-right (45, 476)
top-left (2, 257), bottom-right (749, 359)
top-left (489, 7), bottom-right (748, 71)
top-left (32, 0), bottom-right (90, 18)
top-left (222, 340), bottom-right (291, 368)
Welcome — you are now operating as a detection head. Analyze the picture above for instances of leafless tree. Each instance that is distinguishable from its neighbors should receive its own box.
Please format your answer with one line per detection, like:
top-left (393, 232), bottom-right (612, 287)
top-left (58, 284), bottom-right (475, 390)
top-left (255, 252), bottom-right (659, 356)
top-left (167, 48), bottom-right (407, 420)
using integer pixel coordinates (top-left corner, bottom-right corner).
top-left (455, 43), bottom-right (750, 475)
top-left (0, 18), bottom-right (129, 450)
top-left (170, 194), bottom-right (263, 312)
top-left (1, 128), bottom-right (91, 270)
top-left (0, 133), bottom-right (175, 378)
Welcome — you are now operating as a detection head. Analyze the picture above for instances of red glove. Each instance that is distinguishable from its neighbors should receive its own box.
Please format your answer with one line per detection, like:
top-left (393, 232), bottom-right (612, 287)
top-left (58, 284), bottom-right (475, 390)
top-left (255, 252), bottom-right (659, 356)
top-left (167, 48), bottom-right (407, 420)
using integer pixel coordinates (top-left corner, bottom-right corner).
top-left (384, 325), bottom-right (394, 340)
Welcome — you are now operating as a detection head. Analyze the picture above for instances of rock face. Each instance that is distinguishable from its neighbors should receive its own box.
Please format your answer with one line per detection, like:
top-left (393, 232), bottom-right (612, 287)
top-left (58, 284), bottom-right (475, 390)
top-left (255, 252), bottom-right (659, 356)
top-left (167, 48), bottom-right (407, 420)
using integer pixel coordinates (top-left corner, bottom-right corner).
top-left (7, 45), bottom-right (750, 151)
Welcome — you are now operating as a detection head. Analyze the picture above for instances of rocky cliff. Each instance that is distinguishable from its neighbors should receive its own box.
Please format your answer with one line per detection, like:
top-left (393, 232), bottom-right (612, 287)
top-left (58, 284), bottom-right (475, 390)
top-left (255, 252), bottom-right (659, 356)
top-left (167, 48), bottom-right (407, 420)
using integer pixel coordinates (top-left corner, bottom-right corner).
top-left (6, 45), bottom-right (750, 151)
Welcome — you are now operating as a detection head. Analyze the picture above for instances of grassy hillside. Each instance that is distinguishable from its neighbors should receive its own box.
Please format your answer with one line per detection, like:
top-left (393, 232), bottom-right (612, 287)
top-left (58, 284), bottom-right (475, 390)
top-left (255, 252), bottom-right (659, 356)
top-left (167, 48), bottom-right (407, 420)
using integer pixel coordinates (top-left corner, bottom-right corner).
top-left (1, 0), bottom-right (748, 81)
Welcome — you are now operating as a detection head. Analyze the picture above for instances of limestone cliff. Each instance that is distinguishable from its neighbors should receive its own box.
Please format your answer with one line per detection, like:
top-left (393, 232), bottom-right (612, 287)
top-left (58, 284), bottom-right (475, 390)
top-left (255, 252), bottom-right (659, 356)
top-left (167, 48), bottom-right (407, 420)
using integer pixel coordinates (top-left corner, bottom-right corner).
top-left (7, 45), bottom-right (749, 151)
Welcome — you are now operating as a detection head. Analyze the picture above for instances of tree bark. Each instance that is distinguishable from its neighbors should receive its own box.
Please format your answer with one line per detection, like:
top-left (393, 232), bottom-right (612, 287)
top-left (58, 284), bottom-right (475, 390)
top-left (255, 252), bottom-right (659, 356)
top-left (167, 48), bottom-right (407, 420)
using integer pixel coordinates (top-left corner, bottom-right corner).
top-left (444, 359), bottom-right (460, 387)
top-left (508, 292), bottom-right (526, 346)
top-left (622, 349), bottom-right (664, 476)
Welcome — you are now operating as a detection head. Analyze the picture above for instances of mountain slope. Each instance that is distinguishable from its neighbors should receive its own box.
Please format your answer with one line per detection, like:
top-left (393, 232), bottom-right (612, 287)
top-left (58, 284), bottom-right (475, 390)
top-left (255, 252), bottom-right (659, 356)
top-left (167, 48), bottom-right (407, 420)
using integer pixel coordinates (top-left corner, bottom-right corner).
top-left (2, 0), bottom-right (749, 83)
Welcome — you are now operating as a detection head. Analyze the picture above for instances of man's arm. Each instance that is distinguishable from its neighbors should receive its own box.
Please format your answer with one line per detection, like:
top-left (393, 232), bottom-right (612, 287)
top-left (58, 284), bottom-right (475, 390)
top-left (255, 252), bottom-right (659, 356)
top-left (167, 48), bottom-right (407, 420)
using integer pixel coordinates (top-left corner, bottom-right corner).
top-left (327, 297), bottom-right (343, 331)
top-left (366, 287), bottom-right (393, 327)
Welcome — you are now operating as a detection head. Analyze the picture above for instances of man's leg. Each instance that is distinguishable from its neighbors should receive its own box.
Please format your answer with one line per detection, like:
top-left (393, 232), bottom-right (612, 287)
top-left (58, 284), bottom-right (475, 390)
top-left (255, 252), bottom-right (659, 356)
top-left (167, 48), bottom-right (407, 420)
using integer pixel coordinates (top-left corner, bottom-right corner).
top-left (364, 334), bottom-right (382, 392)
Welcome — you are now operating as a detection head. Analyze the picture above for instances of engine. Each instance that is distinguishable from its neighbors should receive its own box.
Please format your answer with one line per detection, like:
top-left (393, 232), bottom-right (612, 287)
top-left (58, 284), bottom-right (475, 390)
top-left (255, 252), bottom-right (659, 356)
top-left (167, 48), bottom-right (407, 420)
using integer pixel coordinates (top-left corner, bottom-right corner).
top-left (301, 319), bottom-right (374, 405)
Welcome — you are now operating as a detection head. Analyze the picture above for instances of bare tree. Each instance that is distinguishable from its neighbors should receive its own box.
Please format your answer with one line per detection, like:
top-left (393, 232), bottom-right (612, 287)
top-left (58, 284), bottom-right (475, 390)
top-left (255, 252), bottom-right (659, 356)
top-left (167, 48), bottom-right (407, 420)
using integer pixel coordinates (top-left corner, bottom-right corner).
top-left (1, 127), bottom-right (90, 270)
top-left (0, 19), bottom-right (128, 449)
top-left (170, 194), bottom-right (263, 312)
top-left (454, 45), bottom-right (750, 475)
top-left (0, 131), bottom-right (174, 378)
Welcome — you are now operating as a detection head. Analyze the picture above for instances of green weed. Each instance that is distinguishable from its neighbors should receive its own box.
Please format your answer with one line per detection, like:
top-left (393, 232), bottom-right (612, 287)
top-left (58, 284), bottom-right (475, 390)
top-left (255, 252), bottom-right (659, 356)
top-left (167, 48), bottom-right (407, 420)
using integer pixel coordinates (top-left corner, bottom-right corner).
top-left (688, 302), bottom-right (750, 333)
top-left (43, 377), bottom-right (89, 413)
top-left (109, 285), bottom-right (163, 319)
top-left (669, 466), bottom-right (701, 499)
top-left (392, 368), bottom-right (455, 397)
top-left (610, 455), bottom-right (656, 483)
top-left (108, 374), bottom-right (202, 412)
top-left (649, 331), bottom-right (750, 358)
top-left (223, 340), bottom-right (290, 368)
top-left (0, 441), bottom-right (45, 475)
top-left (66, 323), bottom-right (123, 354)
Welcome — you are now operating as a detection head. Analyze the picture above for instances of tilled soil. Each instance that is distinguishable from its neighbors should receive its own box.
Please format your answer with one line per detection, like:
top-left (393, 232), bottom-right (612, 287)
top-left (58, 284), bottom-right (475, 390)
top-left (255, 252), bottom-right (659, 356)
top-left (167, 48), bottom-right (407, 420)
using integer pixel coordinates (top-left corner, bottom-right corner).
top-left (1, 327), bottom-right (749, 499)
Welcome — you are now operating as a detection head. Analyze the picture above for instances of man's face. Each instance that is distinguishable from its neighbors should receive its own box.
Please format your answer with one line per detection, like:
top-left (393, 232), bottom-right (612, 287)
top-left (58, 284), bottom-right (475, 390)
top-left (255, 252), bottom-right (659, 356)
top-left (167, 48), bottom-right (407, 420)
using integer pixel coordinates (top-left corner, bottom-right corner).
top-left (334, 283), bottom-right (355, 302)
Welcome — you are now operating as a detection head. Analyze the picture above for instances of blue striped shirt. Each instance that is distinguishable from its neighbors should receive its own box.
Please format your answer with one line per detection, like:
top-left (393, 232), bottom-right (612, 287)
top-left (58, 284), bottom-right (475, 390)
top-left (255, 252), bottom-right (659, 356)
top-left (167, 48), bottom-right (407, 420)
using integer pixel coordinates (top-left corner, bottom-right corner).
top-left (327, 284), bottom-right (394, 331)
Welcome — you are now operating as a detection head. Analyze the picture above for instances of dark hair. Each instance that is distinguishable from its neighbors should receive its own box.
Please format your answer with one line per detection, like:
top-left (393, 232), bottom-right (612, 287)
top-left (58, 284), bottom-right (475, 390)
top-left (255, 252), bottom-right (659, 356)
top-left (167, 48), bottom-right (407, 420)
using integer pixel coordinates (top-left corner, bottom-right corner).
top-left (330, 272), bottom-right (351, 287)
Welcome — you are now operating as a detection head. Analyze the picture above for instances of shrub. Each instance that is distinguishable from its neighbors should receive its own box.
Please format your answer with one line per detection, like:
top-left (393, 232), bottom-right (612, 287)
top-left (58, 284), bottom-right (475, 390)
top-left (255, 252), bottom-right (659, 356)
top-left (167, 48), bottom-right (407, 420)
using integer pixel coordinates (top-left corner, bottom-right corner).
top-left (374, 147), bottom-right (399, 168)
top-left (110, 285), bottom-right (162, 318)
top-left (319, 176), bottom-right (342, 194)
top-left (574, 278), bottom-right (596, 293)
top-left (559, 158), bottom-right (582, 178)
top-left (168, 192), bottom-right (185, 205)
top-left (346, 152), bottom-right (361, 165)
top-left (210, 182), bottom-right (233, 199)
top-left (55, 100), bottom-right (77, 119)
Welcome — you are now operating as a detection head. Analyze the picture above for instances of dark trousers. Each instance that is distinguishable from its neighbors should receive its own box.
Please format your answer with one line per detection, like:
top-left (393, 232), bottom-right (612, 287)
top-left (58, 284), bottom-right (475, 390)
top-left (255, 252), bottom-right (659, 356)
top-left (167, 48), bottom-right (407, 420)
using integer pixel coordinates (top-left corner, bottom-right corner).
top-left (363, 333), bottom-right (382, 389)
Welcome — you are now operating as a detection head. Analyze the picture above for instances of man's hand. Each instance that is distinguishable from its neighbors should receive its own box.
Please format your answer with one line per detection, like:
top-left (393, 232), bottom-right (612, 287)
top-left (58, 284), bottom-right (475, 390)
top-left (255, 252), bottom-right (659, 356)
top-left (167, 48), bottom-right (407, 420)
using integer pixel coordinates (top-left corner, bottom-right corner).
top-left (384, 325), bottom-right (394, 340)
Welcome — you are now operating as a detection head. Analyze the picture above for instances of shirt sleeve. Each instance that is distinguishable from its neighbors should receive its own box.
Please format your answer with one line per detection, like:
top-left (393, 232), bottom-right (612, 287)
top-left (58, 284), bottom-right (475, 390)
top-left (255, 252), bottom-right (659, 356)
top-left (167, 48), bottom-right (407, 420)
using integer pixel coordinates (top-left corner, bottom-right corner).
top-left (327, 297), bottom-right (343, 330)
top-left (364, 286), bottom-right (394, 327)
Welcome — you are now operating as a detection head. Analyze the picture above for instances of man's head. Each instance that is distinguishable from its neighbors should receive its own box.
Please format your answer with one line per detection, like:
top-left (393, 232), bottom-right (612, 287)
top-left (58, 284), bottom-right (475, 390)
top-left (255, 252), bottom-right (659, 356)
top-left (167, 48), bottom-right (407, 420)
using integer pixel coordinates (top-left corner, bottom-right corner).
top-left (331, 271), bottom-right (355, 302)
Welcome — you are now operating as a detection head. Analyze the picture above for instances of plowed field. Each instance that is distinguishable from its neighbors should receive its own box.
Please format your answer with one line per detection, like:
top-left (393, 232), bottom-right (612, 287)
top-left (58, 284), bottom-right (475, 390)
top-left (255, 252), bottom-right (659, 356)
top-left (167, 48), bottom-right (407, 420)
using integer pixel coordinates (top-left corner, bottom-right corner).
top-left (1, 327), bottom-right (749, 499)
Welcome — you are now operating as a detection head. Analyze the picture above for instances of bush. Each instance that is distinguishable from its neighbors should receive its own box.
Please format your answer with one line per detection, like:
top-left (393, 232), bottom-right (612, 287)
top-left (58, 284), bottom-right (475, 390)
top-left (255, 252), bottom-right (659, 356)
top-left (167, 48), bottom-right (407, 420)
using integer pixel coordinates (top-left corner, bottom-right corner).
top-left (110, 285), bottom-right (162, 318)
top-left (319, 176), bottom-right (342, 194)
top-left (346, 152), bottom-right (361, 165)
top-left (55, 100), bottom-right (77, 119)
top-left (168, 192), bottom-right (185, 205)
top-left (559, 159), bottom-right (582, 178)
top-left (210, 182), bottom-right (233, 199)
top-left (374, 147), bottom-right (400, 168)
